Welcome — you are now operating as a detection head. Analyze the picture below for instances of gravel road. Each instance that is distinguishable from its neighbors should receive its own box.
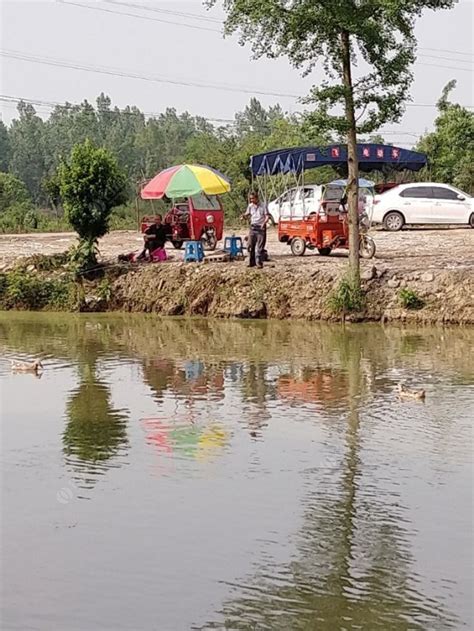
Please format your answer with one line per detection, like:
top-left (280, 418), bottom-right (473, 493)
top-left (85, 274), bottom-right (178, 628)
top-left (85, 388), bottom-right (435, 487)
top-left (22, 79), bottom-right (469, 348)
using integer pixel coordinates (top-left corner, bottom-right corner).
top-left (0, 227), bottom-right (473, 274)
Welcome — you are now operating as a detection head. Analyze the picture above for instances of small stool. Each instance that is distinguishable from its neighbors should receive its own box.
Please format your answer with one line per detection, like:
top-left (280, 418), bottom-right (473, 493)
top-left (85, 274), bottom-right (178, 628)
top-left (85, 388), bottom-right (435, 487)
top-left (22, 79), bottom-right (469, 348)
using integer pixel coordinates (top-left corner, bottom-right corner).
top-left (224, 236), bottom-right (244, 259)
top-left (184, 240), bottom-right (204, 262)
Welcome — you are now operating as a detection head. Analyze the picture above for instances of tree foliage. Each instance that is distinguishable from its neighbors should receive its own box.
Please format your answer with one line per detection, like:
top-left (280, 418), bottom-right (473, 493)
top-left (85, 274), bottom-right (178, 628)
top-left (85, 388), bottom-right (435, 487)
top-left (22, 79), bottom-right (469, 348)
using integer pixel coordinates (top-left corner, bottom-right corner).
top-left (57, 140), bottom-right (127, 251)
top-left (206, 0), bottom-right (457, 282)
top-left (8, 102), bottom-right (46, 202)
top-left (0, 172), bottom-right (31, 211)
top-left (0, 83), bottom-right (468, 230)
top-left (0, 172), bottom-right (37, 233)
top-left (211, 0), bottom-right (455, 136)
top-left (0, 120), bottom-right (10, 173)
top-left (417, 81), bottom-right (474, 194)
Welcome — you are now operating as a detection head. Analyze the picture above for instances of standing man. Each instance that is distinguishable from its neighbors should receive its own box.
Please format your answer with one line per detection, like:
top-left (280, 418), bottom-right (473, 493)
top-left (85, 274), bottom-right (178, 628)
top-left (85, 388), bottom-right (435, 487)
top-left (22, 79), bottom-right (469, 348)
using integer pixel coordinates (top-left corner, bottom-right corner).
top-left (242, 191), bottom-right (270, 269)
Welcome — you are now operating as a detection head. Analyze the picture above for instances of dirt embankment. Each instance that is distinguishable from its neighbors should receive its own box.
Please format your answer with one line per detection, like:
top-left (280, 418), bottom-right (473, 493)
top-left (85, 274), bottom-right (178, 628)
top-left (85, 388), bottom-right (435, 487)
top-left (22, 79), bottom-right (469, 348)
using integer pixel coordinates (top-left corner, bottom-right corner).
top-left (107, 261), bottom-right (473, 324)
top-left (0, 228), bottom-right (473, 324)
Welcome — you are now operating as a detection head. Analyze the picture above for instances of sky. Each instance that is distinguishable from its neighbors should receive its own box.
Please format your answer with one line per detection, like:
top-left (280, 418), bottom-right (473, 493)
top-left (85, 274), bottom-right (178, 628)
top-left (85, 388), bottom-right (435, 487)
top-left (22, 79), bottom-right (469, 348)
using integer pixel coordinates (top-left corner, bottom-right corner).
top-left (0, 0), bottom-right (473, 147)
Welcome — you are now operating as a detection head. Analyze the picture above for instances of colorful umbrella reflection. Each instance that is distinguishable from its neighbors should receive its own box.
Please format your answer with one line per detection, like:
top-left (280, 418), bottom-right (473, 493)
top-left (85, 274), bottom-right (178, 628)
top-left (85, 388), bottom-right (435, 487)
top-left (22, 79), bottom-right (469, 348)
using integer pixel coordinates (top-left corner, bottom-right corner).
top-left (140, 418), bottom-right (229, 461)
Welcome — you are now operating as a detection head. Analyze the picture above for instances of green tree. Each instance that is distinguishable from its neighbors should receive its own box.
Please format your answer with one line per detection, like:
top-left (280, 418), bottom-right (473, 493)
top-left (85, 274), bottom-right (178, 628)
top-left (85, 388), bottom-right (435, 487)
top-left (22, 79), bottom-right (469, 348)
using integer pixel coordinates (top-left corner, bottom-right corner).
top-left (8, 102), bottom-right (46, 202)
top-left (0, 172), bottom-right (31, 211)
top-left (0, 172), bottom-right (36, 233)
top-left (57, 139), bottom-right (127, 264)
top-left (235, 97), bottom-right (272, 136)
top-left (208, 0), bottom-right (456, 284)
top-left (0, 120), bottom-right (10, 172)
top-left (417, 81), bottom-right (474, 194)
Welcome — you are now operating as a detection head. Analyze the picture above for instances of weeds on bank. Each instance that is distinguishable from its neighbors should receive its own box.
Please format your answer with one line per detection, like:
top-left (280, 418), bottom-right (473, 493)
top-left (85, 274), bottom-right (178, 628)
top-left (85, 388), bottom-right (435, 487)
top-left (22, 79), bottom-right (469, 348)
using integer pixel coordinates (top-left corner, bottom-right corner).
top-left (328, 276), bottom-right (366, 315)
top-left (97, 277), bottom-right (113, 303)
top-left (19, 252), bottom-right (70, 272)
top-left (399, 288), bottom-right (425, 310)
top-left (0, 269), bottom-right (80, 311)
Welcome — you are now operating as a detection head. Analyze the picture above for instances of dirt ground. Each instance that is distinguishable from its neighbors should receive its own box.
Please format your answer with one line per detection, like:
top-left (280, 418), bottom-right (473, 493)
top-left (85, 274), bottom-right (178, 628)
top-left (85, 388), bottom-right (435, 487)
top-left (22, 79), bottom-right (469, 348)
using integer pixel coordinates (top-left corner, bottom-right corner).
top-left (0, 226), bottom-right (473, 274)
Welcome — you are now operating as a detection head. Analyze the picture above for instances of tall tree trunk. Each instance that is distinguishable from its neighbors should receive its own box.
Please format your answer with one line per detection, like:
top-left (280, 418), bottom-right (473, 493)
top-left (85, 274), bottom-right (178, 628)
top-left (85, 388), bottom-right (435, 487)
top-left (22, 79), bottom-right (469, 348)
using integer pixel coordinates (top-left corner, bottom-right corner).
top-left (340, 30), bottom-right (360, 285)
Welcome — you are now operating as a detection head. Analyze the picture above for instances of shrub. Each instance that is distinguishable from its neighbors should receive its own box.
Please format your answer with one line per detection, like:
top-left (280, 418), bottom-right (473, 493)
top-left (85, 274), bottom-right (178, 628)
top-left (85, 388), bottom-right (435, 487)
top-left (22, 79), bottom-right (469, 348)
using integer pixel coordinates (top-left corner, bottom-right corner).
top-left (0, 173), bottom-right (31, 211)
top-left (0, 269), bottom-right (78, 311)
top-left (57, 140), bottom-right (127, 265)
top-left (399, 288), bottom-right (425, 310)
top-left (328, 276), bottom-right (366, 314)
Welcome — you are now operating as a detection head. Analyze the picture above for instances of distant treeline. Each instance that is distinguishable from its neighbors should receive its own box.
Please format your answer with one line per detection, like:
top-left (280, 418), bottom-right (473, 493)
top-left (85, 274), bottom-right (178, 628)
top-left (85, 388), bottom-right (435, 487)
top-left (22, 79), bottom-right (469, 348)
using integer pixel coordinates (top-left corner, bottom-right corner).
top-left (0, 87), bottom-right (472, 232)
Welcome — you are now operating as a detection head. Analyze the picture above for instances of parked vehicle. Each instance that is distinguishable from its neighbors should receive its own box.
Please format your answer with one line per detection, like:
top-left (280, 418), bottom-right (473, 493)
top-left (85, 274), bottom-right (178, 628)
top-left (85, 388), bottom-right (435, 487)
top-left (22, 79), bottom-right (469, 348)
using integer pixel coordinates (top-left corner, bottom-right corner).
top-left (371, 183), bottom-right (474, 231)
top-left (279, 206), bottom-right (376, 259)
top-left (141, 194), bottom-right (223, 250)
top-left (267, 179), bottom-right (374, 223)
top-left (140, 164), bottom-right (229, 249)
top-left (267, 185), bottom-right (322, 223)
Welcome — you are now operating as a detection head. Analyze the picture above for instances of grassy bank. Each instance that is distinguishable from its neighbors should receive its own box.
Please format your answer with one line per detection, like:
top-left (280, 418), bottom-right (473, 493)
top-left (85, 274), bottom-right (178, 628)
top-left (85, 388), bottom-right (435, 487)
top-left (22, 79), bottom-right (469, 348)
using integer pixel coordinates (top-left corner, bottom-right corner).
top-left (0, 253), bottom-right (472, 325)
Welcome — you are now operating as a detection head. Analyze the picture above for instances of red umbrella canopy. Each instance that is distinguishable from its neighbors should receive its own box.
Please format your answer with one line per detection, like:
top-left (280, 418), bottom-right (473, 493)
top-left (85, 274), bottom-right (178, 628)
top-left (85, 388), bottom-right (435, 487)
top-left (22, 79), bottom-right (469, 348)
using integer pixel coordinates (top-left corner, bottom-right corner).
top-left (141, 164), bottom-right (231, 199)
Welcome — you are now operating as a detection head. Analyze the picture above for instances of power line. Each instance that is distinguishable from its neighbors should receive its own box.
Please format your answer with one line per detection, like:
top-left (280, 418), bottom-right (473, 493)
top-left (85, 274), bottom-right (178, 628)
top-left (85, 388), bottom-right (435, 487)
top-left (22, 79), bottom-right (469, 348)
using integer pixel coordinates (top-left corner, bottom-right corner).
top-left (4, 49), bottom-right (473, 107)
top-left (60, 2), bottom-right (474, 70)
top-left (103, 0), bottom-right (222, 24)
top-left (0, 49), bottom-right (301, 99)
top-left (2, 95), bottom-right (471, 136)
top-left (419, 46), bottom-right (473, 58)
top-left (417, 61), bottom-right (472, 73)
top-left (419, 53), bottom-right (473, 65)
top-left (57, 0), bottom-right (221, 33)
top-left (0, 94), bottom-right (236, 123)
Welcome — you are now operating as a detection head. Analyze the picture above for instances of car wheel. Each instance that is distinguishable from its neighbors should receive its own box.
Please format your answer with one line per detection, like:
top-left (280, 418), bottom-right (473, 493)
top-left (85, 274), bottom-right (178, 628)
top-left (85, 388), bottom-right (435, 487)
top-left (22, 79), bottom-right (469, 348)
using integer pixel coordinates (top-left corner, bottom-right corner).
top-left (359, 236), bottom-right (376, 259)
top-left (469, 213), bottom-right (474, 228)
top-left (290, 237), bottom-right (306, 256)
top-left (318, 247), bottom-right (332, 256)
top-left (383, 211), bottom-right (404, 231)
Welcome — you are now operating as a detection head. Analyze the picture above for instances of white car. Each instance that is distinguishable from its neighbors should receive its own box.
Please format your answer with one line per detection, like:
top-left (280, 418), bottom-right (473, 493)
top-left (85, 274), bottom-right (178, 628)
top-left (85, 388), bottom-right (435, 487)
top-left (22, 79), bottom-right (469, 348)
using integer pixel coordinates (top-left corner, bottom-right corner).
top-left (371, 183), bottom-right (474, 231)
top-left (267, 180), bottom-right (374, 223)
top-left (267, 185), bottom-right (323, 223)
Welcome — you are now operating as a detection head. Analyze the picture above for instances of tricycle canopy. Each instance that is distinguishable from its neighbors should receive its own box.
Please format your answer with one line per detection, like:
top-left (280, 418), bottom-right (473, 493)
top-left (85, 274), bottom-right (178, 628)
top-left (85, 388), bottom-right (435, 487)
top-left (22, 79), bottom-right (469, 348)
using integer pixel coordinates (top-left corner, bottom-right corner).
top-left (250, 144), bottom-right (427, 177)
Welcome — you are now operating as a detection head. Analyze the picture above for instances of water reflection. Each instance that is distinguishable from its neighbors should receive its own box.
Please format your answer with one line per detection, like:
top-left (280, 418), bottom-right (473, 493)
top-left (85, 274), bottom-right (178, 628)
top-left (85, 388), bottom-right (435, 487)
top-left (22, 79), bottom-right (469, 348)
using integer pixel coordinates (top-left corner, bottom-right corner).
top-left (201, 336), bottom-right (458, 630)
top-left (0, 314), bottom-right (472, 630)
top-left (63, 335), bottom-right (128, 485)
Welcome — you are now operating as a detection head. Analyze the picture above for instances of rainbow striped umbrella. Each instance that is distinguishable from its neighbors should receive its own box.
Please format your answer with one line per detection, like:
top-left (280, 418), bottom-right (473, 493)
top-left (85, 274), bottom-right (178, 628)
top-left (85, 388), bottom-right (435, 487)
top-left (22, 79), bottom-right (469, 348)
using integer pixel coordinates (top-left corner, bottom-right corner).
top-left (141, 164), bottom-right (231, 199)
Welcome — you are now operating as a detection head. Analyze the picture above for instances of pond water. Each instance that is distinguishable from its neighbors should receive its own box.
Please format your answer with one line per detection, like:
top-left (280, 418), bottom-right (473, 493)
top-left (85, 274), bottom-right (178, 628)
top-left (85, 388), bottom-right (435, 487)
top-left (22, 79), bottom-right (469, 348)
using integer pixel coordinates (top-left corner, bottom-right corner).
top-left (0, 313), bottom-right (472, 631)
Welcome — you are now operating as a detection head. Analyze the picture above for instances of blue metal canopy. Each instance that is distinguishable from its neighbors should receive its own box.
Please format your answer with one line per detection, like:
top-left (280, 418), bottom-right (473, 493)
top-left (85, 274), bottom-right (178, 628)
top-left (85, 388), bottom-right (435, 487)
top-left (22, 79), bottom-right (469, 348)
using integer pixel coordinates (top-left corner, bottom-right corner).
top-left (250, 144), bottom-right (427, 177)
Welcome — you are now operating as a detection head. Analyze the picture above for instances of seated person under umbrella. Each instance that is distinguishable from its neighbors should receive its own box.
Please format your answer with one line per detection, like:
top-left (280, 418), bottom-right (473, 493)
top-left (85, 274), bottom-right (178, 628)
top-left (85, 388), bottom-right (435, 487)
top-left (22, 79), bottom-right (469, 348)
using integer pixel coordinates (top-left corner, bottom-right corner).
top-left (138, 214), bottom-right (170, 260)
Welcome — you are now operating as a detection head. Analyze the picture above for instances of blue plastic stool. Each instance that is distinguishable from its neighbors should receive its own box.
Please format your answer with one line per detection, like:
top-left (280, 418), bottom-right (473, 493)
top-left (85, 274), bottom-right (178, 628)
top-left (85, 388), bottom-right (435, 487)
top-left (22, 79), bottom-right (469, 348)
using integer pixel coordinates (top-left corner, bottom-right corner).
top-left (224, 236), bottom-right (244, 259)
top-left (184, 240), bottom-right (204, 262)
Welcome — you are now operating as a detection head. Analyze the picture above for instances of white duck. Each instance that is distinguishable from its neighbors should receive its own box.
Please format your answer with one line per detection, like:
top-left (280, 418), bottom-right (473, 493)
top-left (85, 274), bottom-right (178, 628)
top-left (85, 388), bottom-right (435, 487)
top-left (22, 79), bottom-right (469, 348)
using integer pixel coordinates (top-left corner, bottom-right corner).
top-left (397, 382), bottom-right (425, 400)
top-left (11, 359), bottom-right (44, 374)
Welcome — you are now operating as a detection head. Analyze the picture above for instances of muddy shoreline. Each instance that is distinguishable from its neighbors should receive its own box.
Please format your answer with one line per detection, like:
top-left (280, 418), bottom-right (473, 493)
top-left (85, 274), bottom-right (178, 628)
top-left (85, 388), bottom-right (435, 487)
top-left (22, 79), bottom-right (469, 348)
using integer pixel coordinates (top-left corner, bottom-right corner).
top-left (0, 228), bottom-right (473, 324)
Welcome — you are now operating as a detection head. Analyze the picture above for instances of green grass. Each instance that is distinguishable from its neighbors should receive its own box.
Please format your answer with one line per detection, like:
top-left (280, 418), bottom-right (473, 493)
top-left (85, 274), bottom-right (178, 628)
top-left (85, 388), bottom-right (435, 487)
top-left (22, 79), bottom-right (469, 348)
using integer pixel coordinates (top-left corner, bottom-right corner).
top-left (0, 268), bottom-right (80, 311)
top-left (399, 288), bottom-right (425, 310)
top-left (328, 276), bottom-right (366, 315)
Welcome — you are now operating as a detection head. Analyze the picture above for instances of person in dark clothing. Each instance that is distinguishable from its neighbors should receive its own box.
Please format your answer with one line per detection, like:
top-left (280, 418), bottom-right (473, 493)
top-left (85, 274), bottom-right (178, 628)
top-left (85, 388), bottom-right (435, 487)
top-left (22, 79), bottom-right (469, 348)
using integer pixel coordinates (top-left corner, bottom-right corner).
top-left (138, 215), bottom-right (169, 260)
